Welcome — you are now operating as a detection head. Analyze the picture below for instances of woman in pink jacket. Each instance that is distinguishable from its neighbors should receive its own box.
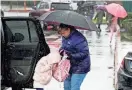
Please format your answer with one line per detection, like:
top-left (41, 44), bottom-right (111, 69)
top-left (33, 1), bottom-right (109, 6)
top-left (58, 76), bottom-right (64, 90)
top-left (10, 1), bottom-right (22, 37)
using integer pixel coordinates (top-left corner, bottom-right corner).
top-left (109, 16), bottom-right (121, 45)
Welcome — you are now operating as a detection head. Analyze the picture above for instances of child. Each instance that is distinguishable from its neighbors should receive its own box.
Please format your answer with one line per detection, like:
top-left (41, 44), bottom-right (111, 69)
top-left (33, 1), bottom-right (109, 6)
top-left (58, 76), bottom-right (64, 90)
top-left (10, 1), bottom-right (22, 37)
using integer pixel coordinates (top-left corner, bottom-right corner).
top-left (33, 48), bottom-right (61, 89)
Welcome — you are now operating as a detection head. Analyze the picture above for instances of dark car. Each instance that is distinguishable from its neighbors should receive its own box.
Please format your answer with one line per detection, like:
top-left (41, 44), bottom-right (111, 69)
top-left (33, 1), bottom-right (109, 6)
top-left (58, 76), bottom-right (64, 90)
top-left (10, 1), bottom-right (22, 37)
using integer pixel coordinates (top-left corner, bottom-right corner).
top-left (29, 2), bottom-right (72, 30)
top-left (116, 52), bottom-right (132, 90)
top-left (1, 17), bottom-right (50, 90)
top-left (29, 1), bottom-right (72, 18)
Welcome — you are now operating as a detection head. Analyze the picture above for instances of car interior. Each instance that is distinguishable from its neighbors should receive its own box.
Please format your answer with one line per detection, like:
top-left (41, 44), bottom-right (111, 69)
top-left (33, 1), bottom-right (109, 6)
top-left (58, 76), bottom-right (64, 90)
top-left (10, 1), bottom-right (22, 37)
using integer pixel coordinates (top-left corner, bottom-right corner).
top-left (2, 19), bottom-right (41, 86)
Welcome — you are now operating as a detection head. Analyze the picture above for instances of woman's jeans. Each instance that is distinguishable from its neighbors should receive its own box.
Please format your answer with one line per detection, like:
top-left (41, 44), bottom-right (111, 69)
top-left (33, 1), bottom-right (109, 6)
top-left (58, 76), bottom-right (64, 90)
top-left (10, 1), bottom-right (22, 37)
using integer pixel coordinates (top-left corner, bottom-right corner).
top-left (64, 74), bottom-right (86, 90)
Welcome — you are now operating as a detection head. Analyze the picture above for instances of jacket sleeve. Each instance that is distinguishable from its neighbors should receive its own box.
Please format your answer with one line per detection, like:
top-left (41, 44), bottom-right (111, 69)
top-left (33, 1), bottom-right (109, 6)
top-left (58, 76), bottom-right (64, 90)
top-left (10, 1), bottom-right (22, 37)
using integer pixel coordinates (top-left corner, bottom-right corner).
top-left (70, 38), bottom-right (89, 60)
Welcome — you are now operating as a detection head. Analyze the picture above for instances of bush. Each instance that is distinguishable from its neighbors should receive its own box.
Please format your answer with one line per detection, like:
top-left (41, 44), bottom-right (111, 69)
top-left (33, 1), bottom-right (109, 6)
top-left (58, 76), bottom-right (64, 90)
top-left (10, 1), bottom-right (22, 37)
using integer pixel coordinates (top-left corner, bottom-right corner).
top-left (120, 12), bottom-right (132, 27)
top-left (120, 12), bottom-right (132, 41)
top-left (121, 18), bottom-right (132, 41)
top-left (124, 12), bottom-right (132, 19)
top-left (122, 19), bottom-right (132, 34)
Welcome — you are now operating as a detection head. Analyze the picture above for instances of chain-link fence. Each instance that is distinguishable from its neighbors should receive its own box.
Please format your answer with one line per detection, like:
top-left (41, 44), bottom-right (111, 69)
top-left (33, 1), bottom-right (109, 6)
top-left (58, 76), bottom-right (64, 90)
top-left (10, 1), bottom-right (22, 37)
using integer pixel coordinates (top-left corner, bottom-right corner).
top-left (1, 1), bottom-right (40, 11)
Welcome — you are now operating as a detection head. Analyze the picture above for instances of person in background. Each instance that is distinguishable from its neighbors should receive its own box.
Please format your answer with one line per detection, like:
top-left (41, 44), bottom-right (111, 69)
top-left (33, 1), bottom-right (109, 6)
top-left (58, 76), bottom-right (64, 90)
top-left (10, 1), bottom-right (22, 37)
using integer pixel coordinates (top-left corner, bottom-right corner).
top-left (1, 10), bottom-right (4, 17)
top-left (89, 6), bottom-right (95, 19)
top-left (109, 16), bottom-right (119, 43)
top-left (106, 12), bottom-right (113, 31)
top-left (94, 8), bottom-right (105, 31)
top-left (77, 1), bottom-right (85, 15)
top-left (85, 5), bottom-right (95, 19)
top-left (58, 23), bottom-right (91, 90)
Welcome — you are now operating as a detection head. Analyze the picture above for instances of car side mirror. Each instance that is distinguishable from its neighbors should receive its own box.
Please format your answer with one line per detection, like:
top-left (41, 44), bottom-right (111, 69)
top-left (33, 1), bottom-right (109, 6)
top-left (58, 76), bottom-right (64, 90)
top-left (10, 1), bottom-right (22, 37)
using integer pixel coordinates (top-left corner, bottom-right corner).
top-left (32, 6), bottom-right (37, 10)
top-left (14, 33), bottom-right (24, 42)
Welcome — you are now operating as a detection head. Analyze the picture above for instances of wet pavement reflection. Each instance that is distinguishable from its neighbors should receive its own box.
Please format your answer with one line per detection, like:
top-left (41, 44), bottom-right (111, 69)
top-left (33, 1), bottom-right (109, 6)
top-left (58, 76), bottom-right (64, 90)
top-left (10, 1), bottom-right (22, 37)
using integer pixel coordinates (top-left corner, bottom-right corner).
top-left (79, 25), bottom-right (115, 90)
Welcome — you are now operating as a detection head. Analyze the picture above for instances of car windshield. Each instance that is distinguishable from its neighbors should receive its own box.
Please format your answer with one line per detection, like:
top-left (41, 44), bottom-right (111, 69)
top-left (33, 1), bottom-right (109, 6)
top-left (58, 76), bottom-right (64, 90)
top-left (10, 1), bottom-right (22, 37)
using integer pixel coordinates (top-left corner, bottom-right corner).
top-left (36, 2), bottom-right (41, 9)
top-left (37, 2), bottom-right (49, 9)
top-left (51, 3), bottom-right (70, 10)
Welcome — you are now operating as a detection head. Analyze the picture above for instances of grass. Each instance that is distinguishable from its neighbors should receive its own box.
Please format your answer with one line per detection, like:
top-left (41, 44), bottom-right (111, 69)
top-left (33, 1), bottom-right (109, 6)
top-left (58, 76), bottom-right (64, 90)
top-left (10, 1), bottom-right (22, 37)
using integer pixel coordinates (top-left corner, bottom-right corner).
top-left (121, 32), bottom-right (132, 41)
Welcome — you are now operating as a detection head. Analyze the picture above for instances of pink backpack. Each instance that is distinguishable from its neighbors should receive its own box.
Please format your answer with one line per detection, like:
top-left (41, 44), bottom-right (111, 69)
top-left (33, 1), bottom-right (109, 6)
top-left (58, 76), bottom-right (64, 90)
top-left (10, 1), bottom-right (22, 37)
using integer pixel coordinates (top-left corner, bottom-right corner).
top-left (52, 54), bottom-right (71, 82)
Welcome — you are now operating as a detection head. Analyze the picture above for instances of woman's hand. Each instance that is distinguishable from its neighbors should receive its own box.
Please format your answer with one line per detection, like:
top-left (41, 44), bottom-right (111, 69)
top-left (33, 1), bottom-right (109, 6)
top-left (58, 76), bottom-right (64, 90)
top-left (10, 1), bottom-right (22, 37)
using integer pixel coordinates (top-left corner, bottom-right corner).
top-left (65, 51), bottom-right (72, 60)
top-left (59, 49), bottom-right (72, 60)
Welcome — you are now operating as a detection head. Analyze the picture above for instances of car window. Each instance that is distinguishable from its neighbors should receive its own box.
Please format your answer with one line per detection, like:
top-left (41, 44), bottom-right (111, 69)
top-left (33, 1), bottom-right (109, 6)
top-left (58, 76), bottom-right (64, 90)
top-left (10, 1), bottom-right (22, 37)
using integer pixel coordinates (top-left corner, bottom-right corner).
top-left (51, 3), bottom-right (70, 10)
top-left (28, 21), bottom-right (39, 42)
top-left (39, 2), bottom-right (49, 9)
top-left (5, 20), bottom-right (39, 43)
top-left (36, 2), bottom-right (41, 9)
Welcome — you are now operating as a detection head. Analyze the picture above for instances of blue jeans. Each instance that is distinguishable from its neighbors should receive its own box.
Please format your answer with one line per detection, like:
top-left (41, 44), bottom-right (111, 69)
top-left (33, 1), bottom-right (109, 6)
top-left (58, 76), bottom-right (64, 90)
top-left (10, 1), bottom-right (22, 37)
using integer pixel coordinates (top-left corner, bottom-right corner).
top-left (64, 74), bottom-right (87, 90)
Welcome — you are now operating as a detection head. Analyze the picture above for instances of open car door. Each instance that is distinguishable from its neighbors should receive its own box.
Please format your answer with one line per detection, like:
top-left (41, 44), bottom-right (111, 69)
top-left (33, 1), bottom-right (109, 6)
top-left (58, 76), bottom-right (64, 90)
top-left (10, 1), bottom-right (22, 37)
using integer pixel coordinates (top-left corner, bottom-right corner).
top-left (2, 17), bottom-right (50, 89)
